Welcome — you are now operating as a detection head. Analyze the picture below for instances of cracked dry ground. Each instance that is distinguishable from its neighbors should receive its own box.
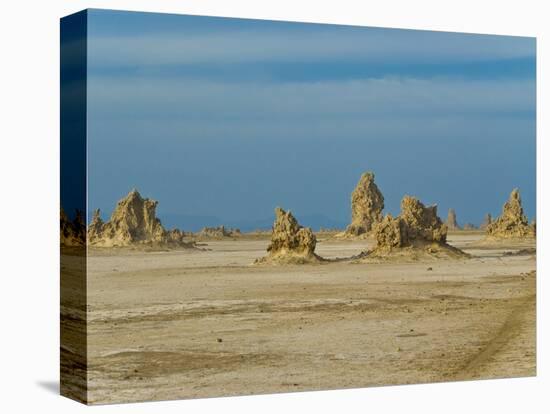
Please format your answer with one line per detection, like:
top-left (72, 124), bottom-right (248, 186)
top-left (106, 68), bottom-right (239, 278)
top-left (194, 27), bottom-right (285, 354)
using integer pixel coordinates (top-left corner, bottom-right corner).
top-left (79, 234), bottom-right (535, 404)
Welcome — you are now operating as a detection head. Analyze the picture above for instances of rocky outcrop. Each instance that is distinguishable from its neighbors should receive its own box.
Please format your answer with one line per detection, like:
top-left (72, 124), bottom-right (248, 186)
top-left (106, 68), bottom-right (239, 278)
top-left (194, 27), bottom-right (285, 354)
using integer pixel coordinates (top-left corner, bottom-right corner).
top-left (255, 207), bottom-right (322, 264)
top-left (373, 214), bottom-right (407, 250)
top-left (361, 196), bottom-right (467, 260)
top-left (88, 209), bottom-right (104, 242)
top-left (480, 213), bottom-right (492, 230)
top-left (165, 229), bottom-right (187, 245)
top-left (197, 226), bottom-right (241, 239)
top-left (463, 223), bottom-right (477, 230)
top-left (88, 189), bottom-right (193, 247)
top-left (486, 189), bottom-right (534, 239)
top-left (446, 208), bottom-right (460, 230)
top-left (395, 196), bottom-right (448, 244)
top-left (60, 207), bottom-right (86, 247)
top-left (345, 172), bottom-right (384, 236)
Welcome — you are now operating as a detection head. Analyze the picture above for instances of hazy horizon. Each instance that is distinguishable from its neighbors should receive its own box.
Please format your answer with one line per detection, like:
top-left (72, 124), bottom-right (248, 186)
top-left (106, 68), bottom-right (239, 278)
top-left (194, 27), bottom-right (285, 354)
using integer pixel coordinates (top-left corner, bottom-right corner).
top-left (86, 9), bottom-right (536, 231)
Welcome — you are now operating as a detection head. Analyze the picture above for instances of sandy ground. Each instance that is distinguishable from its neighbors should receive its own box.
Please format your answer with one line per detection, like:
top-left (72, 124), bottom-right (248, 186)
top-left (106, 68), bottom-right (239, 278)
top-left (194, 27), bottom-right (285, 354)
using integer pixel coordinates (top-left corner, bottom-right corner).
top-left (81, 233), bottom-right (536, 404)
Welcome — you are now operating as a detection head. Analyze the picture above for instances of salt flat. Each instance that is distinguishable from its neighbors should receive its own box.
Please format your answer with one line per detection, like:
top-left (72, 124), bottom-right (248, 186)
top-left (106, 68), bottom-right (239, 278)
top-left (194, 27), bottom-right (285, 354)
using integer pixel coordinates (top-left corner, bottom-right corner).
top-left (80, 233), bottom-right (536, 404)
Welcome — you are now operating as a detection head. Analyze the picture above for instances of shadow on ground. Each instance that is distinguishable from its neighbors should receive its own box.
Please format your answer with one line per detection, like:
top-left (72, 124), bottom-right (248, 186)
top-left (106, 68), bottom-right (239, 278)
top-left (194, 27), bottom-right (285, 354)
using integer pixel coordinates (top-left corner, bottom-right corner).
top-left (36, 381), bottom-right (59, 394)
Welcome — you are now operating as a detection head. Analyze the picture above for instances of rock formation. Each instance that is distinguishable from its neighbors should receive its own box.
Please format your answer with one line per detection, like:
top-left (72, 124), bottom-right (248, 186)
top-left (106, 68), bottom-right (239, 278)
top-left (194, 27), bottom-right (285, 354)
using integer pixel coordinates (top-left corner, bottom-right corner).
top-left (446, 208), bottom-right (460, 230)
top-left (345, 172), bottom-right (384, 236)
top-left (88, 209), bottom-right (104, 242)
top-left (197, 225), bottom-right (241, 239)
top-left (165, 229), bottom-right (187, 244)
top-left (463, 223), bottom-right (477, 230)
top-left (255, 207), bottom-right (321, 264)
top-left (480, 213), bottom-right (492, 230)
top-left (486, 189), bottom-right (534, 239)
top-left (60, 207), bottom-right (86, 247)
top-left (318, 227), bottom-right (340, 233)
top-left (361, 195), bottom-right (467, 260)
top-left (88, 189), bottom-right (193, 247)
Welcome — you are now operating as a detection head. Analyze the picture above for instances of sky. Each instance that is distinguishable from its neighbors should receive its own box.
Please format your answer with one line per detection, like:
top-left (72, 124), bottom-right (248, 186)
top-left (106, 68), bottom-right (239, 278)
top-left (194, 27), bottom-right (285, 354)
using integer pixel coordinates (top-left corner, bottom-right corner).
top-left (86, 9), bottom-right (536, 231)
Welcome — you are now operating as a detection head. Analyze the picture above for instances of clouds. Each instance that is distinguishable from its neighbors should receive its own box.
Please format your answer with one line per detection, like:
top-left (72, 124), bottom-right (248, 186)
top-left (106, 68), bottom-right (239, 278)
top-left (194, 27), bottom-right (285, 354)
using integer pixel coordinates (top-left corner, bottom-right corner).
top-left (87, 11), bottom-right (535, 127)
top-left (88, 75), bottom-right (535, 127)
top-left (88, 23), bottom-right (535, 69)
top-left (87, 9), bottom-right (536, 137)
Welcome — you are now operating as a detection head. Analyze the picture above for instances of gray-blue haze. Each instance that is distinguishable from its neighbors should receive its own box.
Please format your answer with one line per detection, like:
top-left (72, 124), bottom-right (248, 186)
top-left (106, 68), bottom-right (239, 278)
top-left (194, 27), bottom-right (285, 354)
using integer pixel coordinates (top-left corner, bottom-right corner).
top-left (87, 9), bottom-right (536, 232)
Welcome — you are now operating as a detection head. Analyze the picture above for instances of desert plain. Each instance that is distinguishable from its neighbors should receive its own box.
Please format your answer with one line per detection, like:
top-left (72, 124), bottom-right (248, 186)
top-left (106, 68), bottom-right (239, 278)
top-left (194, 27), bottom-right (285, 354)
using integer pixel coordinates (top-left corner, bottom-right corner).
top-left (73, 231), bottom-right (536, 404)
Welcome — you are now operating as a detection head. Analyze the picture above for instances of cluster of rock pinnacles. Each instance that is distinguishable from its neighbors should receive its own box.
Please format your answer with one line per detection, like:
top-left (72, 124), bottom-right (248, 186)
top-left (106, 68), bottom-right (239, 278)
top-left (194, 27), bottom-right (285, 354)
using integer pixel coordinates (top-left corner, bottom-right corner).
top-left (61, 174), bottom-right (535, 263)
top-left (257, 173), bottom-right (534, 263)
top-left (62, 189), bottom-right (192, 248)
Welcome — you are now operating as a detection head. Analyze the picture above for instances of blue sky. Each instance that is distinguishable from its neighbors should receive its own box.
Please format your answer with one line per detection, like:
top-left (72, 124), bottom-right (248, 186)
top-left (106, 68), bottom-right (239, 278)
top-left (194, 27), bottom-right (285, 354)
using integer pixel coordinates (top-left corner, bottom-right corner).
top-left (87, 9), bottom-right (536, 231)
